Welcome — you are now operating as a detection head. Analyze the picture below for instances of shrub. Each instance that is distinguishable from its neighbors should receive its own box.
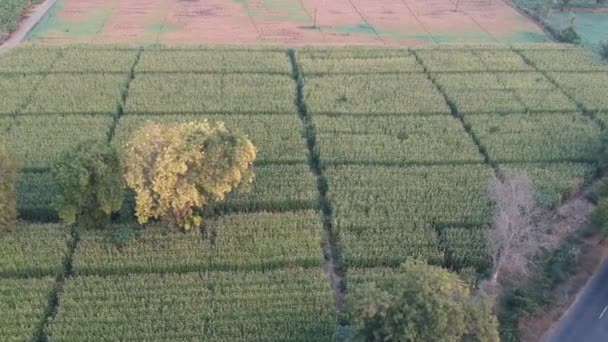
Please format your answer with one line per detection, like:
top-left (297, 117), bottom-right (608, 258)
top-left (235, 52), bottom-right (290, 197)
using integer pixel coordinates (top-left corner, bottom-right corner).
top-left (600, 41), bottom-right (608, 61)
top-left (555, 26), bottom-right (581, 44)
top-left (123, 121), bottom-right (256, 230)
top-left (0, 141), bottom-right (19, 230)
top-left (349, 259), bottom-right (499, 342)
top-left (52, 140), bottom-right (124, 229)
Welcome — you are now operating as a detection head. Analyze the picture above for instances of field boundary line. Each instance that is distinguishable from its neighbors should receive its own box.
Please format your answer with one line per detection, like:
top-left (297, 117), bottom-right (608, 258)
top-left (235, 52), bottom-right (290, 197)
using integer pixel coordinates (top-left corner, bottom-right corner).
top-left (411, 49), bottom-right (501, 176)
top-left (444, 0), bottom-right (499, 43)
top-left (295, 0), bottom-right (327, 43)
top-left (345, 0), bottom-right (385, 45)
top-left (0, 0), bottom-right (57, 51)
top-left (288, 49), bottom-right (346, 317)
top-left (511, 47), bottom-right (606, 131)
top-left (36, 226), bottom-right (80, 342)
top-left (108, 48), bottom-right (143, 143)
top-left (398, 0), bottom-right (438, 44)
top-left (239, 1), bottom-right (263, 43)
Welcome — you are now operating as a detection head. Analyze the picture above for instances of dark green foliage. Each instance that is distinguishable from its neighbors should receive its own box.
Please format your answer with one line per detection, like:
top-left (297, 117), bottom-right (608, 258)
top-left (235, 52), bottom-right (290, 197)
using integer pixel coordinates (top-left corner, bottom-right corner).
top-left (52, 140), bottom-right (124, 229)
top-left (349, 259), bottom-right (499, 342)
top-left (600, 41), bottom-right (608, 61)
top-left (499, 242), bottom-right (579, 341)
top-left (109, 226), bottom-right (137, 248)
top-left (556, 26), bottom-right (581, 44)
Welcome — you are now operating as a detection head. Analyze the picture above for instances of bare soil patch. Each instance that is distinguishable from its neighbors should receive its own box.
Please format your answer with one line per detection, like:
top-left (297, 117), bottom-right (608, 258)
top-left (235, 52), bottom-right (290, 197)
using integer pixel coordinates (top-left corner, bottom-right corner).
top-left (25, 0), bottom-right (545, 46)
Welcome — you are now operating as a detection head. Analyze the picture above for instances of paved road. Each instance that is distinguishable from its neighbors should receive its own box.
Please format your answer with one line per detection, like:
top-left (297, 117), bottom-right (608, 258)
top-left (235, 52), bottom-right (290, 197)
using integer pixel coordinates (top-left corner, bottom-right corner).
top-left (544, 258), bottom-right (608, 342)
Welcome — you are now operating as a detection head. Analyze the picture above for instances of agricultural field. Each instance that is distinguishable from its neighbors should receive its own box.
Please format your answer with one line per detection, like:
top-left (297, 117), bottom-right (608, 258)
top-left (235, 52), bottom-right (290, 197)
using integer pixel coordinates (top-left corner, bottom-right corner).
top-left (23, 0), bottom-right (546, 46)
top-left (0, 44), bottom-right (606, 340)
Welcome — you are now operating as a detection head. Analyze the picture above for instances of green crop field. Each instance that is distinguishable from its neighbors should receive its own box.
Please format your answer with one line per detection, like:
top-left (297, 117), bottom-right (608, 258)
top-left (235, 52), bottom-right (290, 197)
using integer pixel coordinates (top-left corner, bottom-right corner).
top-left (0, 44), bottom-right (606, 340)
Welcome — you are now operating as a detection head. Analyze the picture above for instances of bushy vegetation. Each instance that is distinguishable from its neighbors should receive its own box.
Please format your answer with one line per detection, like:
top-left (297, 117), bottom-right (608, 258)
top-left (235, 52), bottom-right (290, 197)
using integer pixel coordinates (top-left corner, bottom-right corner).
top-left (349, 259), bottom-right (499, 341)
top-left (52, 140), bottom-right (124, 229)
top-left (123, 121), bottom-right (256, 230)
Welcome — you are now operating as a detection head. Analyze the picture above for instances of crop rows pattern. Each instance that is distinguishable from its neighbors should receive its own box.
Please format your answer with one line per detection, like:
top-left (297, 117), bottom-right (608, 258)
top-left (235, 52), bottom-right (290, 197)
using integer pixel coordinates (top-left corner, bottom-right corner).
top-left (0, 44), bottom-right (605, 340)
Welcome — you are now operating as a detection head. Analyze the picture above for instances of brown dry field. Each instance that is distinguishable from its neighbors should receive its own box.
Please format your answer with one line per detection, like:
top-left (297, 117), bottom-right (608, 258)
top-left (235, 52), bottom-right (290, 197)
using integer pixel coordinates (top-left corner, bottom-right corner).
top-left (26, 0), bottom-right (546, 45)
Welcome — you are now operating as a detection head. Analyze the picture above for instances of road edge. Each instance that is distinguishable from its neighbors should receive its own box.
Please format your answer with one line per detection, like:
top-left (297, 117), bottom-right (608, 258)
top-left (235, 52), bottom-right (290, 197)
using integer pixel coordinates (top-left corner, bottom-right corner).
top-left (0, 0), bottom-right (58, 52)
top-left (541, 250), bottom-right (608, 341)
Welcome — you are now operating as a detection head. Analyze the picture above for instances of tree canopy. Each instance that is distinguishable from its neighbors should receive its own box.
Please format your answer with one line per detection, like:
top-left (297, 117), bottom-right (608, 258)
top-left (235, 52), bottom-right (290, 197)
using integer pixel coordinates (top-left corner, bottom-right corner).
top-left (52, 140), bottom-right (124, 229)
top-left (123, 121), bottom-right (256, 230)
top-left (349, 259), bottom-right (499, 342)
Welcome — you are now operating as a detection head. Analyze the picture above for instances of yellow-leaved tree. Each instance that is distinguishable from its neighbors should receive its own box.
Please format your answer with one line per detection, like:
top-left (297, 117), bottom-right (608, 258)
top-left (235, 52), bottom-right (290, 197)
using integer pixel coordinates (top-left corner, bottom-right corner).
top-left (123, 121), bottom-right (256, 230)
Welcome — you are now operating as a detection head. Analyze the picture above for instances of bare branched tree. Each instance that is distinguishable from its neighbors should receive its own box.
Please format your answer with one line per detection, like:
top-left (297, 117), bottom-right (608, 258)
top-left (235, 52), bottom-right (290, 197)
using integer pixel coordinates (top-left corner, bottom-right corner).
top-left (485, 174), bottom-right (550, 286)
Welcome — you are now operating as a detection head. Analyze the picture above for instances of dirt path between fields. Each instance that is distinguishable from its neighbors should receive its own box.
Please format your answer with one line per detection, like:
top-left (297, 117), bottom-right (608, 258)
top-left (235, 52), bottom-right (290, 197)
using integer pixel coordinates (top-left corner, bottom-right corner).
top-left (0, 0), bottom-right (57, 51)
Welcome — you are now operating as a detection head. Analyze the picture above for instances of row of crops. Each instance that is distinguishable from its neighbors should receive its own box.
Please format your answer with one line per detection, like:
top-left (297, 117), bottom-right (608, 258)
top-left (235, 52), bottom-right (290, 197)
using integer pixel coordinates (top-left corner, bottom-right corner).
top-left (0, 44), bottom-right (606, 340)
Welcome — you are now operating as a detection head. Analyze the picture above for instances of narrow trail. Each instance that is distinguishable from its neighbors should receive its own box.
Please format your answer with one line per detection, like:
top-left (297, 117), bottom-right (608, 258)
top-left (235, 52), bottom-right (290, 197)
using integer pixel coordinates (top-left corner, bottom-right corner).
top-left (511, 47), bottom-right (606, 131)
top-left (107, 48), bottom-right (143, 143)
top-left (411, 49), bottom-right (501, 177)
top-left (288, 49), bottom-right (346, 312)
top-left (35, 226), bottom-right (79, 342)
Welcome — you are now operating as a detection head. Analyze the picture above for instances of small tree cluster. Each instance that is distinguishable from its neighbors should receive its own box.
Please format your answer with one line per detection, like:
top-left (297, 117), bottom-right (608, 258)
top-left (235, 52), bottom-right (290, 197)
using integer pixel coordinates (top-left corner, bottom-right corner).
top-left (0, 141), bottom-right (19, 230)
top-left (123, 121), bottom-right (256, 230)
top-left (51, 121), bottom-right (255, 231)
top-left (52, 140), bottom-right (124, 229)
top-left (349, 259), bottom-right (499, 342)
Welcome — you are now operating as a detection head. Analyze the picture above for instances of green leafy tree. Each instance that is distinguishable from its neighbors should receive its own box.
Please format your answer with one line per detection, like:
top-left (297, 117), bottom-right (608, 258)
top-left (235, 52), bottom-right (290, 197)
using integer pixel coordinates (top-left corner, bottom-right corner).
top-left (52, 140), bottom-right (124, 229)
top-left (123, 121), bottom-right (256, 231)
top-left (0, 141), bottom-right (19, 230)
top-left (349, 259), bottom-right (499, 342)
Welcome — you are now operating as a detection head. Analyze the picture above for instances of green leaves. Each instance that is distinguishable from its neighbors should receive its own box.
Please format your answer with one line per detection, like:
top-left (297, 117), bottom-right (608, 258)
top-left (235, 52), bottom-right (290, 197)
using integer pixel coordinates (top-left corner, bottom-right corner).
top-left (348, 260), bottom-right (499, 342)
top-left (52, 140), bottom-right (124, 229)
